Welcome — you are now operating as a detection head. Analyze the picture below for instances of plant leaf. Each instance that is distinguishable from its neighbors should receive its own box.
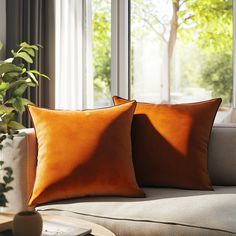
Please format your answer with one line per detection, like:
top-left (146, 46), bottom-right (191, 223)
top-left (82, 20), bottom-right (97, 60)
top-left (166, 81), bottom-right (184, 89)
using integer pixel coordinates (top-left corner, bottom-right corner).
top-left (4, 167), bottom-right (13, 176)
top-left (0, 63), bottom-right (22, 75)
top-left (20, 42), bottom-right (39, 50)
top-left (2, 72), bottom-right (21, 82)
top-left (0, 105), bottom-right (14, 115)
top-left (14, 52), bottom-right (33, 63)
top-left (28, 70), bottom-right (50, 80)
top-left (20, 42), bottom-right (30, 48)
top-left (0, 82), bottom-right (10, 91)
top-left (22, 48), bottom-right (35, 57)
top-left (0, 193), bottom-right (7, 206)
top-left (3, 176), bottom-right (14, 184)
top-left (0, 193), bottom-right (8, 206)
top-left (0, 135), bottom-right (7, 142)
top-left (21, 98), bottom-right (33, 106)
top-left (0, 41), bottom-right (3, 51)
top-left (4, 58), bottom-right (14, 63)
top-left (4, 98), bottom-right (15, 105)
top-left (0, 122), bottom-right (8, 133)
top-left (0, 183), bottom-right (4, 192)
top-left (26, 71), bottom-right (39, 85)
top-left (13, 84), bottom-right (28, 97)
top-left (4, 186), bottom-right (13, 192)
top-left (8, 79), bottom-right (27, 89)
top-left (12, 97), bottom-right (25, 113)
top-left (0, 185), bottom-right (5, 194)
top-left (8, 121), bottom-right (25, 130)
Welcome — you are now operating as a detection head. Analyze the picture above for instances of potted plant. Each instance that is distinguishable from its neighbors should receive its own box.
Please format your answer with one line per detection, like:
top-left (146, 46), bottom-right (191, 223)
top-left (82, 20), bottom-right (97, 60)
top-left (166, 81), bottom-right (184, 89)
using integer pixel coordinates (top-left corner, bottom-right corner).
top-left (0, 41), bottom-right (49, 207)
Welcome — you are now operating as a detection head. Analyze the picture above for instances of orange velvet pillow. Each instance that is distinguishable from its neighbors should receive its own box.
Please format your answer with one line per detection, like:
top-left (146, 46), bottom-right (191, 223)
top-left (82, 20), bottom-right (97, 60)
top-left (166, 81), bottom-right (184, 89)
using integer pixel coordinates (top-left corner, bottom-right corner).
top-left (28, 102), bottom-right (144, 206)
top-left (113, 96), bottom-right (222, 190)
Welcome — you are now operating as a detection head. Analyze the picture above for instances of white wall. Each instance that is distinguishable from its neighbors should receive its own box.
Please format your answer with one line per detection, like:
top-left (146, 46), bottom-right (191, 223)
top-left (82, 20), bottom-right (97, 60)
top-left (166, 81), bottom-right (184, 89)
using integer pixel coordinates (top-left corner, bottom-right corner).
top-left (0, 0), bottom-right (6, 60)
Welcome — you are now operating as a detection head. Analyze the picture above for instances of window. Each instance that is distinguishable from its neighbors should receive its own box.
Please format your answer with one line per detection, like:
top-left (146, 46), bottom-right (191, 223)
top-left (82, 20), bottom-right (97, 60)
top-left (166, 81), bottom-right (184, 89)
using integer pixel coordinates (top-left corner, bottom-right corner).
top-left (130, 0), bottom-right (233, 108)
top-left (56, 0), bottom-right (234, 122)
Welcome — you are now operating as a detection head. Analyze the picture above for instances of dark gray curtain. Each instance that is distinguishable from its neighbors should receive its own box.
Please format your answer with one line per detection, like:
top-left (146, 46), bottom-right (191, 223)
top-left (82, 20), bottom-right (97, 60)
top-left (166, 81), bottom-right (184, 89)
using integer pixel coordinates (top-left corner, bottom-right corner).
top-left (6, 0), bottom-right (50, 127)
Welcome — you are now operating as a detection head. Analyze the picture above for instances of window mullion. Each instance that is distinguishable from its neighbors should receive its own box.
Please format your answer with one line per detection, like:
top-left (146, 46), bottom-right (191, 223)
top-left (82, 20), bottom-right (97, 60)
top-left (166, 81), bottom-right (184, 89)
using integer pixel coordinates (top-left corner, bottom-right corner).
top-left (111, 0), bottom-right (119, 96)
top-left (118, 0), bottom-right (129, 98)
top-left (111, 0), bottom-right (129, 98)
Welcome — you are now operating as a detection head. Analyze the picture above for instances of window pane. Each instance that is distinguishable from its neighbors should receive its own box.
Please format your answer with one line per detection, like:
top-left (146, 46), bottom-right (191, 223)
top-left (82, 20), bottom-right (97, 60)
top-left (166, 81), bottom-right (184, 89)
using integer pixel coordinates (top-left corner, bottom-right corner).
top-left (130, 0), bottom-right (233, 109)
top-left (92, 0), bottom-right (112, 108)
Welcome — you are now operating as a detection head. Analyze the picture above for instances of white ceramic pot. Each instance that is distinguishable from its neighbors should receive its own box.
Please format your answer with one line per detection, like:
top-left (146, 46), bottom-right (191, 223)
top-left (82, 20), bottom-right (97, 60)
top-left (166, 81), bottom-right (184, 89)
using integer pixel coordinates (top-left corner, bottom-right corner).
top-left (13, 211), bottom-right (42, 236)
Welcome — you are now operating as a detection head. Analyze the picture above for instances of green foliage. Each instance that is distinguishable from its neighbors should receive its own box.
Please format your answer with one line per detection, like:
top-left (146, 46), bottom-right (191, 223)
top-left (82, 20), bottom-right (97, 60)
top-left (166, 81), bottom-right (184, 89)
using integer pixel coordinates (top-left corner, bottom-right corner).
top-left (93, 0), bottom-right (232, 105)
top-left (0, 161), bottom-right (14, 207)
top-left (0, 41), bottom-right (49, 206)
top-left (178, 0), bottom-right (232, 52)
top-left (92, 0), bottom-right (111, 102)
top-left (176, 0), bottom-right (233, 105)
top-left (130, 0), bottom-right (232, 106)
top-left (201, 52), bottom-right (232, 105)
top-left (0, 42), bottom-right (49, 141)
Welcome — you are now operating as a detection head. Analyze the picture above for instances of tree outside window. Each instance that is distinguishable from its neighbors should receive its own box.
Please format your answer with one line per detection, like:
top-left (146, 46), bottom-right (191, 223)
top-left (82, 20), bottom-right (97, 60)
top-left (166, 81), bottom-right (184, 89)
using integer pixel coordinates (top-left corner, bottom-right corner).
top-left (91, 0), bottom-right (233, 108)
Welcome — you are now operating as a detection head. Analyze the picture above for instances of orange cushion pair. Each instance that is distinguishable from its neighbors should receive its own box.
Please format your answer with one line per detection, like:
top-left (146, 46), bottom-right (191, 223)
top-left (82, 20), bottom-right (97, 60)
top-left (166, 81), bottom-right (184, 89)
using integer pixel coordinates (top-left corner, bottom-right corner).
top-left (113, 96), bottom-right (221, 190)
top-left (28, 102), bottom-right (144, 206)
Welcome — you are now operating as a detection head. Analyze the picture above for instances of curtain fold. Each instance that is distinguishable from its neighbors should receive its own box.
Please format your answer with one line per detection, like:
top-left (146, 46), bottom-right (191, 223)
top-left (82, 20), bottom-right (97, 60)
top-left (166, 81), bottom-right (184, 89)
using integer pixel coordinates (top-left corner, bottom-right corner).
top-left (6, 0), bottom-right (51, 127)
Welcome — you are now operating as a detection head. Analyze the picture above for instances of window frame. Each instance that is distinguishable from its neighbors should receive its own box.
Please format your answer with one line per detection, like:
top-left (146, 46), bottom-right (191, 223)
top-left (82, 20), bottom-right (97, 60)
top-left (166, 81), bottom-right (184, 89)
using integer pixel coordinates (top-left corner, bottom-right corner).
top-left (111, 0), bottom-right (129, 98)
top-left (114, 0), bottom-right (236, 107)
top-left (55, 0), bottom-right (235, 110)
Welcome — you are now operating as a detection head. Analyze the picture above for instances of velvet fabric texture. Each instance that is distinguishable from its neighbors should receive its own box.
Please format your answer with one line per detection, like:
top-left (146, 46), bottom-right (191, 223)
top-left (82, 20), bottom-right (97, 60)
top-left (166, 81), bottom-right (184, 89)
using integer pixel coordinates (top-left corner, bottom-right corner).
top-left (28, 102), bottom-right (144, 206)
top-left (113, 96), bottom-right (222, 190)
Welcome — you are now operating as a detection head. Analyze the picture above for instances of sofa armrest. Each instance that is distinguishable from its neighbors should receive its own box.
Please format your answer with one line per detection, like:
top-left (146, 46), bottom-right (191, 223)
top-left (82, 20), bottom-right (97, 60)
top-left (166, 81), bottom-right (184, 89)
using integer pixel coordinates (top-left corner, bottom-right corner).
top-left (1, 128), bottom-right (37, 212)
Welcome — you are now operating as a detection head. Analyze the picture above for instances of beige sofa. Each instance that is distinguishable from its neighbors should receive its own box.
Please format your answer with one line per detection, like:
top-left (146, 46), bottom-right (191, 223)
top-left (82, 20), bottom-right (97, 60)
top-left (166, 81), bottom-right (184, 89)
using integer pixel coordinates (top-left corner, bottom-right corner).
top-left (2, 125), bottom-right (236, 235)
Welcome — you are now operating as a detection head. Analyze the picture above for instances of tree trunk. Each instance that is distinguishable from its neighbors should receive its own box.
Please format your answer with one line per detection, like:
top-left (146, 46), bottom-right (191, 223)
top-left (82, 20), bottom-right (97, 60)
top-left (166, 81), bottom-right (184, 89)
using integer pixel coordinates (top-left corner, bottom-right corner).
top-left (167, 0), bottom-right (179, 102)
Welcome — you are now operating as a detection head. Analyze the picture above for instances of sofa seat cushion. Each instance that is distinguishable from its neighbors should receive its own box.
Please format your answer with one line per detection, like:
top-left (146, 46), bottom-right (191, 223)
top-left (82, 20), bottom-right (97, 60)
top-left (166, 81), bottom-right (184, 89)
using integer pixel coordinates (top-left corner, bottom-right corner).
top-left (37, 186), bottom-right (236, 235)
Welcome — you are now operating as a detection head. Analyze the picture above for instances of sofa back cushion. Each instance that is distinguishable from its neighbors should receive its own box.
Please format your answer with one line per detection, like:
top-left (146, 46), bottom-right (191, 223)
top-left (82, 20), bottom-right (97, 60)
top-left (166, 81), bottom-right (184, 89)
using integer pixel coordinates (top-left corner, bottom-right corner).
top-left (28, 102), bottom-right (144, 206)
top-left (113, 96), bottom-right (221, 190)
top-left (209, 124), bottom-right (236, 185)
